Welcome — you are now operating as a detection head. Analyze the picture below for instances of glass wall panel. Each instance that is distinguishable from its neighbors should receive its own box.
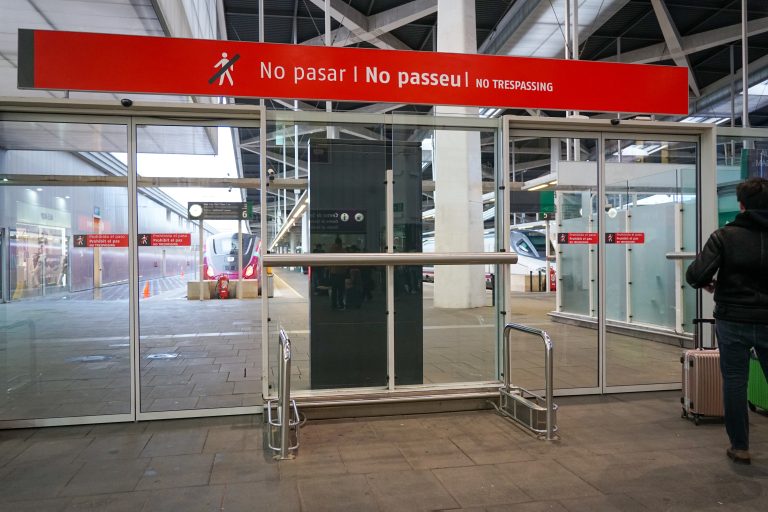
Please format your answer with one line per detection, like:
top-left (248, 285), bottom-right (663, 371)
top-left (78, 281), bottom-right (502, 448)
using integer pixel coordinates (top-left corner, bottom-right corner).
top-left (265, 118), bottom-right (501, 391)
top-left (0, 120), bottom-right (130, 420)
top-left (136, 123), bottom-right (261, 412)
top-left (393, 122), bottom-right (497, 384)
top-left (715, 134), bottom-right (768, 226)
top-left (604, 138), bottom-right (698, 387)
top-left (510, 134), bottom-right (599, 391)
top-left (419, 263), bottom-right (496, 383)
top-left (266, 120), bottom-right (389, 392)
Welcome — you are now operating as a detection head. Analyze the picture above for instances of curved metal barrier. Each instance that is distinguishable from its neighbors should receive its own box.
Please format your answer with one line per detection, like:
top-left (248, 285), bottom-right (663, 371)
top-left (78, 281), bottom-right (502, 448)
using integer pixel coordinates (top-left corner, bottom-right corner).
top-left (497, 323), bottom-right (558, 440)
top-left (266, 328), bottom-right (300, 459)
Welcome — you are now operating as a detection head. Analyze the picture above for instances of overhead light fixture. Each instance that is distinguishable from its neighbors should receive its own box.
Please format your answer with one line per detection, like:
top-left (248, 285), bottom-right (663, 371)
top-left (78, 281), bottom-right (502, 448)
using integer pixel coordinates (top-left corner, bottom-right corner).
top-left (548, 180), bottom-right (558, 185)
top-left (521, 172), bottom-right (558, 191)
top-left (36, 188), bottom-right (43, 192)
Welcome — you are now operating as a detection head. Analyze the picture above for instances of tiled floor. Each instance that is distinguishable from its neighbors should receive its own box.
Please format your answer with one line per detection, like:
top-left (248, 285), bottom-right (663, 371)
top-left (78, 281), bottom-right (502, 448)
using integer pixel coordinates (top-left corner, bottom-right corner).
top-left (2, 391), bottom-right (768, 511)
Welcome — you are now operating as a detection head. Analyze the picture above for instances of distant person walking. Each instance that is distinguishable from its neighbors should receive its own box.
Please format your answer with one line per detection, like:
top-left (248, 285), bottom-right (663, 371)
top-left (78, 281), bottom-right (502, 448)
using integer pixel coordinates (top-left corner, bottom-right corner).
top-left (686, 177), bottom-right (768, 465)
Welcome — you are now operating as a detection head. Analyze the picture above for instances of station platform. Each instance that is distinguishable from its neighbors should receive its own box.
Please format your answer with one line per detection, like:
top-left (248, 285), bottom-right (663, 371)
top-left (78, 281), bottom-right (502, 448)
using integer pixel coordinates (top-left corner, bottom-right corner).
top-left (1, 391), bottom-right (767, 511)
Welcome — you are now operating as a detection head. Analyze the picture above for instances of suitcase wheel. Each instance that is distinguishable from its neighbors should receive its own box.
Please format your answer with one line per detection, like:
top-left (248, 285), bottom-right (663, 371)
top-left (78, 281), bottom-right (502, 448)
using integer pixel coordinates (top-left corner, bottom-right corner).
top-left (749, 401), bottom-right (757, 412)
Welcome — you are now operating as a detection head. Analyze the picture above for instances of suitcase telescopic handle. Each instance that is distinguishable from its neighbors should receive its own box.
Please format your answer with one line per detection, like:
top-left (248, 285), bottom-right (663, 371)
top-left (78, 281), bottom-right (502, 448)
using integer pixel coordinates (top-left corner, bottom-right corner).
top-left (692, 318), bottom-right (716, 350)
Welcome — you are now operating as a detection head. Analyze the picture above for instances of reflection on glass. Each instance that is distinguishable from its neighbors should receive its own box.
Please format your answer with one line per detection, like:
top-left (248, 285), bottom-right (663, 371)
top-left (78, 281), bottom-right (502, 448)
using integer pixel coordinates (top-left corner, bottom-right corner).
top-left (137, 124), bottom-right (262, 412)
top-left (510, 135), bottom-right (599, 391)
top-left (0, 120), bottom-right (130, 420)
top-left (395, 124), bottom-right (497, 385)
top-left (604, 138), bottom-right (698, 386)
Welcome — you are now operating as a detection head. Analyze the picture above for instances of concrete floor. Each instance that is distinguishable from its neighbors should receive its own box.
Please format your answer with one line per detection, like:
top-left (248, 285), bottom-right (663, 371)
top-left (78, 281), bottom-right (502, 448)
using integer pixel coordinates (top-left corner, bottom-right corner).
top-left (1, 391), bottom-right (768, 511)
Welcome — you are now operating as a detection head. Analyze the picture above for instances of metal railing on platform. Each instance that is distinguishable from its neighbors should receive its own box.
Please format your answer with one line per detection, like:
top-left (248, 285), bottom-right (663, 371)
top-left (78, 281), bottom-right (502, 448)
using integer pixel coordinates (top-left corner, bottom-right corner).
top-left (496, 323), bottom-right (558, 440)
top-left (266, 328), bottom-right (301, 459)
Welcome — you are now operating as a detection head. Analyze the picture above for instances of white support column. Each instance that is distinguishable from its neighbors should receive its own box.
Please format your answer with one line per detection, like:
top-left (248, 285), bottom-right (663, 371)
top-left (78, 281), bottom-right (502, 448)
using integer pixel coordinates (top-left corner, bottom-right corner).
top-left (433, 0), bottom-right (484, 309)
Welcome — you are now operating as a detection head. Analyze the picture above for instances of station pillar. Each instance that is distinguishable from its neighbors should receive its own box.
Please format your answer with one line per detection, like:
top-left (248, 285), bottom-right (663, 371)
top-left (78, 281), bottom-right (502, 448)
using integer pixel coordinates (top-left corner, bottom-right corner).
top-left (433, 0), bottom-right (485, 309)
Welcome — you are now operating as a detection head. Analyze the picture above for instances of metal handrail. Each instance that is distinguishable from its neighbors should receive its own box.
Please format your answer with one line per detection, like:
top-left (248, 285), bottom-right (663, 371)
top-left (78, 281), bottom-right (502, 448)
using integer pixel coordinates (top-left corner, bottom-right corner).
top-left (665, 252), bottom-right (696, 260)
top-left (502, 323), bottom-right (556, 440)
top-left (266, 328), bottom-right (299, 459)
top-left (263, 252), bottom-right (518, 267)
top-left (277, 329), bottom-right (292, 459)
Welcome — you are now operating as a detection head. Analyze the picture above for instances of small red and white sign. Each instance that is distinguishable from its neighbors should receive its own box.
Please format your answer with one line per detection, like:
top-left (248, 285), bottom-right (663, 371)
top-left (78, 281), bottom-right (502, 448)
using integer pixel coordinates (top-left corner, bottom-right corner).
top-left (17, 29), bottom-right (689, 114)
top-left (73, 234), bottom-right (129, 248)
top-left (605, 232), bottom-right (645, 244)
top-left (139, 233), bottom-right (192, 247)
top-left (558, 232), bottom-right (599, 244)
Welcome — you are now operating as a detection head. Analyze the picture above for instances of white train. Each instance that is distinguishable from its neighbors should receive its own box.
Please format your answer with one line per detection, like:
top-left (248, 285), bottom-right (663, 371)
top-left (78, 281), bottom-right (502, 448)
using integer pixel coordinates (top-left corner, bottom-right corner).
top-left (422, 228), bottom-right (556, 290)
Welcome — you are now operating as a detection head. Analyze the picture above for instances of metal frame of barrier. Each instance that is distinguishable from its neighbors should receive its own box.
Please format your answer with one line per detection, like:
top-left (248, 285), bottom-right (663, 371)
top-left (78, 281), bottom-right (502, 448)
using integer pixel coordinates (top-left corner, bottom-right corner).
top-left (266, 328), bottom-right (300, 459)
top-left (497, 323), bottom-right (558, 440)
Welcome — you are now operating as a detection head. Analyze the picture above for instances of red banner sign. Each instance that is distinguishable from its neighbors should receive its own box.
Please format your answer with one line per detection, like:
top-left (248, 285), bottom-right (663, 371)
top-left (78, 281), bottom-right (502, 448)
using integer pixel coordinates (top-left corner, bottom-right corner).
top-left (18, 30), bottom-right (688, 114)
top-left (558, 232), bottom-right (599, 245)
top-left (74, 234), bottom-right (129, 248)
top-left (606, 232), bottom-right (645, 244)
top-left (139, 233), bottom-right (192, 247)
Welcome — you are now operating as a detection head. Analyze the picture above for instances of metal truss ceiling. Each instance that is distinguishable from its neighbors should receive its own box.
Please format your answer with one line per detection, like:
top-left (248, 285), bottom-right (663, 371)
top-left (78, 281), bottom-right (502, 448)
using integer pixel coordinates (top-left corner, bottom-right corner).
top-left (224, 0), bottom-right (768, 125)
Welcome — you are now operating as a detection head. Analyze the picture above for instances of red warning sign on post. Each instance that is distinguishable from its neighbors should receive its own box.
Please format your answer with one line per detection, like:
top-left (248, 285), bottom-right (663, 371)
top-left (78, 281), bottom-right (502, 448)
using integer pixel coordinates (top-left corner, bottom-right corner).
top-left (605, 232), bottom-right (645, 244)
top-left (138, 233), bottom-right (192, 247)
top-left (73, 234), bottom-right (129, 248)
top-left (557, 232), bottom-right (599, 244)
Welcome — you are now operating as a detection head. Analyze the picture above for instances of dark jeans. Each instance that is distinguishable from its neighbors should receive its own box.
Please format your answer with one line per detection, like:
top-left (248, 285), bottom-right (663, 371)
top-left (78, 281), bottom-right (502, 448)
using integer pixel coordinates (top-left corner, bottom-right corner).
top-left (715, 319), bottom-right (768, 450)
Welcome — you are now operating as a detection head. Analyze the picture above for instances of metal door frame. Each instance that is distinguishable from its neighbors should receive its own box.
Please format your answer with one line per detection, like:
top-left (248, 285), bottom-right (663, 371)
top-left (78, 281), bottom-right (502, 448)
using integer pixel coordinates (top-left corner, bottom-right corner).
top-left (0, 227), bottom-right (8, 303)
top-left (0, 100), bottom-right (267, 428)
top-left (505, 115), bottom-right (717, 395)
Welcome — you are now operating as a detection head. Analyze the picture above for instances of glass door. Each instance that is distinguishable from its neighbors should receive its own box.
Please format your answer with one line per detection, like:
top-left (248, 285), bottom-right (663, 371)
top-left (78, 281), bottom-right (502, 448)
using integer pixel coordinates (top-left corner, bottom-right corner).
top-left (508, 131), bottom-right (600, 392)
top-left (509, 128), bottom-right (701, 394)
top-left (603, 135), bottom-right (698, 388)
top-left (135, 121), bottom-right (263, 415)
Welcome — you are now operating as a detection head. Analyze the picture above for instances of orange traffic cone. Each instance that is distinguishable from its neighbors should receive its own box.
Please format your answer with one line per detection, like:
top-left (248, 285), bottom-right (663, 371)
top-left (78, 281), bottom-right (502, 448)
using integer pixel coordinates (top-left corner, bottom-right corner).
top-left (142, 281), bottom-right (150, 298)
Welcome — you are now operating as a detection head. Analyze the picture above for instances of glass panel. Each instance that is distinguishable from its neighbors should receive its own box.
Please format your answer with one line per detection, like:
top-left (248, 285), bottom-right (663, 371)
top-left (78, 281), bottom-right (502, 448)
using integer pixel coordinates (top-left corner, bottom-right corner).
top-left (393, 122), bottom-right (497, 384)
top-left (266, 120), bottom-right (389, 392)
top-left (604, 138), bottom-right (698, 386)
top-left (510, 134), bottom-right (599, 391)
top-left (715, 135), bottom-right (768, 226)
top-left (0, 120), bottom-right (130, 420)
top-left (420, 264), bottom-right (496, 383)
top-left (137, 124), bottom-right (262, 412)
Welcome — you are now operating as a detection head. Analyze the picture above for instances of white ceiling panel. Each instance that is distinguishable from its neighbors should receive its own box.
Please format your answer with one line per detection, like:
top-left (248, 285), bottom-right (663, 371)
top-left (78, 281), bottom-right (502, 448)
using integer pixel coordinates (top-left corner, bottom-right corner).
top-left (0, 0), bottom-right (166, 99)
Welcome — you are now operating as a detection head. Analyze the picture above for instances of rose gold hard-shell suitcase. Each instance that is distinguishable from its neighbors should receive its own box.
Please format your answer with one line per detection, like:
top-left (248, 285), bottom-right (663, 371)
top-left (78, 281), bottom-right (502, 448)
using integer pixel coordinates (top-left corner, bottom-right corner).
top-left (681, 319), bottom-right (724, 425)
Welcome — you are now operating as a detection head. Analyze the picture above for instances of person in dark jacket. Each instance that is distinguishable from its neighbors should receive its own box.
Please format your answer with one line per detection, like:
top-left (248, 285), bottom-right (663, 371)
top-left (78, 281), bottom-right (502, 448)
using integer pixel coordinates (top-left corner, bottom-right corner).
top-left (686, 177), bottom-right (768, 465)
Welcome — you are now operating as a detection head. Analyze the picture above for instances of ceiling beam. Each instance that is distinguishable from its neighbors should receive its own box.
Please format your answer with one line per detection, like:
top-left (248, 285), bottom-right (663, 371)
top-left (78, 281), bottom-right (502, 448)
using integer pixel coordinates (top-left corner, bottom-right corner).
top-left (304, 0), bottom-right (436, 47)
top-left (304, 0), bottom-right (414, 50)
top-left (352, 103), bottom-right (408, 114)
top-left (610, 16), bottom-right (768, 65)
top-left (650, 0), bottom-right (700, 97)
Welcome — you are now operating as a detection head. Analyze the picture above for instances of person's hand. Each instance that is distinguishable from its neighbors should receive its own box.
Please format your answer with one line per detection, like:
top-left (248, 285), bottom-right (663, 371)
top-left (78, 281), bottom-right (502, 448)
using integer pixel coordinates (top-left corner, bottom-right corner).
top-left (704, 280), bottom-right (716, 293)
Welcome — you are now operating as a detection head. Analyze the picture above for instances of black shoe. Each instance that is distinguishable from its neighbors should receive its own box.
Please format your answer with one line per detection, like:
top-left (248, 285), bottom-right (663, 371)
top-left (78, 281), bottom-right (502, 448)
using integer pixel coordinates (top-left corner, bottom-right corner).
top-left (727, 448), bottom-right (751, 465)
